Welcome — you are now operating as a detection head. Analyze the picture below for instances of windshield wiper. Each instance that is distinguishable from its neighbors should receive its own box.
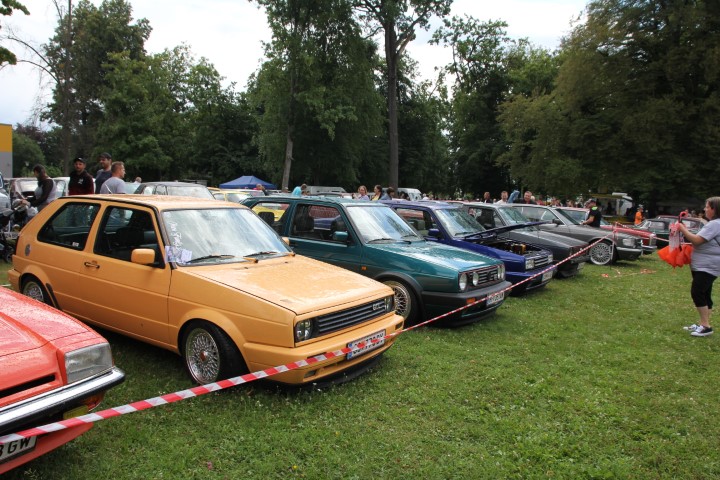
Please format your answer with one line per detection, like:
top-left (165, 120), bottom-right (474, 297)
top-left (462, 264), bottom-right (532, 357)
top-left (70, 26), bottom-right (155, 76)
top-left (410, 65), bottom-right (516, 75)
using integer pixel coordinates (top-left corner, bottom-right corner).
top-left (187, 254), bottom-right (236, 264)
top-left (368, 237), bottom-right (411, 244)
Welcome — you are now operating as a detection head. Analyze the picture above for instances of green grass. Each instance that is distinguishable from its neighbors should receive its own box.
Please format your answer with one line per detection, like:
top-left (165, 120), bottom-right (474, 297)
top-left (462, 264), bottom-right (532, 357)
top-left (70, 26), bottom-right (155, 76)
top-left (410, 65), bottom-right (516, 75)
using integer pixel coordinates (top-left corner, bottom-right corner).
top-left (4, 257), bottom-right (720, 479)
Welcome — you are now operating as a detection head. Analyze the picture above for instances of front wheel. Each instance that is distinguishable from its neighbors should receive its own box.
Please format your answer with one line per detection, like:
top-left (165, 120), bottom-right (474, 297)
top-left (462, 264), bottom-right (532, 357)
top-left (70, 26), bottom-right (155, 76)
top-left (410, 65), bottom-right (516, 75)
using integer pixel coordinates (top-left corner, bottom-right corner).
top-left (22, 277), bottom-right (51, 305)
top-left (589, 241), bottom-right (615, 266)
top-left (382, 279), bottom-right (418, 326)
top-left (182, 322), bottom-right (247, 385)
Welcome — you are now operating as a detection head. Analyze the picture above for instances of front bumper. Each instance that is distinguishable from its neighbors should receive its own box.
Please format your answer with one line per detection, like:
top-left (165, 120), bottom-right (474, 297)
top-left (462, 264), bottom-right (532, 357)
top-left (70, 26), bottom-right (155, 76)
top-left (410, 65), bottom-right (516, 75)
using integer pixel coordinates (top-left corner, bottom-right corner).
top-left (507, 267), bottom-right (555, 295)
top-left (0, 367), bottom-right (125, 435)
top-left (421, 280), bottom-right (512, 326)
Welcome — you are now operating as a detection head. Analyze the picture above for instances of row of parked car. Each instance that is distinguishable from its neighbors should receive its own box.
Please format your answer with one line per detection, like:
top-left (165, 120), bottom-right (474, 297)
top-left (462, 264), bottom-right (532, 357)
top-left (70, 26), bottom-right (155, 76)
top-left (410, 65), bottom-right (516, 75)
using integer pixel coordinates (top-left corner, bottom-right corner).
top-left (0, 186), bottom-right (691, 473)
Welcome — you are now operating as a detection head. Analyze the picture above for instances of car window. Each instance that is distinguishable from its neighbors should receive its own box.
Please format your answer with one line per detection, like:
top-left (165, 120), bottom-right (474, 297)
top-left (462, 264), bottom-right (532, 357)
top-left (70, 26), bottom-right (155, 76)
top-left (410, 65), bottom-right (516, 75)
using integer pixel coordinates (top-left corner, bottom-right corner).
top-left (393, 207), bottom-right (427, 234)
top-left (251, 201), bottom-right (290, 233)
top-left (290, 203), bottom-right (346, 242)
top-left (37, 202), bottom-right (101, 250)
top-left (434, 208), bottom-right (484, 236)
top-left (156, 185), bottom-right (167, 195)
top-left (345, 205), bottom-right (422, 243)
top-left (94, 207), bottom-right (160, 263)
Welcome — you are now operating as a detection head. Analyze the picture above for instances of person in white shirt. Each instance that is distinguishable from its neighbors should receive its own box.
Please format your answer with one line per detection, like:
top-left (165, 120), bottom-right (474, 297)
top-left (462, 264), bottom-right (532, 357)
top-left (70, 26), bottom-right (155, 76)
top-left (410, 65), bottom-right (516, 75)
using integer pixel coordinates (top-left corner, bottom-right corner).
top-left (495, 191), bottom-right (509, 204)
top-left (100, 161), bottom-right (126, 194)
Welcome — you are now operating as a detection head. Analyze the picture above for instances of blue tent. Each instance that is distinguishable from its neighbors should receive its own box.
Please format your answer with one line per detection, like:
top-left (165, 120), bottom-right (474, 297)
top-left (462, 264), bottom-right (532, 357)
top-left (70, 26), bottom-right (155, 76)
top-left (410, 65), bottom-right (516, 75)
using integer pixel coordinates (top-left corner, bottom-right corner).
top-left (219, 175), bottom-right (277, 190)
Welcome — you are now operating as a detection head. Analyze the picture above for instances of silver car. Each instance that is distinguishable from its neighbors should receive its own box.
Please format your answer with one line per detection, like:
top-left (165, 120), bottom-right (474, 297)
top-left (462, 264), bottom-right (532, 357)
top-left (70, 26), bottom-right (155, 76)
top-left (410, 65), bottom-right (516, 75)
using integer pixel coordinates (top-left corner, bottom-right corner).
top-left (511, 204), bottom-right (643, 266)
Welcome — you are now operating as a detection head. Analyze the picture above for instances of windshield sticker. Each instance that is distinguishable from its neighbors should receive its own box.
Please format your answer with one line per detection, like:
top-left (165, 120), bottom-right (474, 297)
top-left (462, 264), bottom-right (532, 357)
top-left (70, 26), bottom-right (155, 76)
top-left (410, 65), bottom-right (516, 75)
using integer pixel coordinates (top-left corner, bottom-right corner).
top-left (166, 245), bottom-right (192, 264)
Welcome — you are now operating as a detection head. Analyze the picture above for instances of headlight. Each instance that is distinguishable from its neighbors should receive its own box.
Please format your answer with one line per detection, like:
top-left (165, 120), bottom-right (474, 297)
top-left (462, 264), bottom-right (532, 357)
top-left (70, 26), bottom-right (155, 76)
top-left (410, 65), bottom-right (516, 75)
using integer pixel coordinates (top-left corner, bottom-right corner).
top-left (621, 237), bottom-right (634, 247)
top-left (295, 319), bottom-right (314, 342)
top-left (471, 271), bottom-right (479, 286)
top-left (525, 258), bottom-right (535, 270)
top-left (385, 295), bottom-right (395, 312)
top-left (65, 343), bottom-right (113, 384)
top-left (548, 254), bottom-right (553, 263)
top-left (459, 272), bottom-right (468, 291)
top-left (498, 264), bottom-right (505, 280)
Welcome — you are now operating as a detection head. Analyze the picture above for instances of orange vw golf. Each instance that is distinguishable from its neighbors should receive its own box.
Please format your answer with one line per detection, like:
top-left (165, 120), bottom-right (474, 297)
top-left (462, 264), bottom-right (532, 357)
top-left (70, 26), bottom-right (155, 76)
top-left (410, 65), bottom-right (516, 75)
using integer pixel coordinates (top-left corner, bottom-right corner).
top-left (9, 196), bottom-right (403, 385)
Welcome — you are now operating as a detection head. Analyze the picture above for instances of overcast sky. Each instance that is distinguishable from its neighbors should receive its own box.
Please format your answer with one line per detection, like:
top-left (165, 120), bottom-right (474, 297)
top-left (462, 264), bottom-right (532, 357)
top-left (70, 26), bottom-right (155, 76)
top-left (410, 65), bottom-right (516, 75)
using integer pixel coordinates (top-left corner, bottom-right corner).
top-left (0, 0), bottom-right (587, 127)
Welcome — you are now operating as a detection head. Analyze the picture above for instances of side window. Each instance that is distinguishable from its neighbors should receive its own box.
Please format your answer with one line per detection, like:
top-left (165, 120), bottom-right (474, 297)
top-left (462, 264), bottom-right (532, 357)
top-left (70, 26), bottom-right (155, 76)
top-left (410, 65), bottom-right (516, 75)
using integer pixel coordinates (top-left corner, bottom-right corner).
top-left (291, 204), bottom-right (345, 241)
top-left (156, 185), bottom-right (167, 195)
top-left (251, 202), bottom-right (290, 234)
top-left (394, 208), bottom-right (426, 235)
top-left (38, 203), bottom-right (100, 250)
top-left (476, 208), bottom-right (494, 229)
top-left (520, 207), bottom-right (540, 222)
top-left (94, 207), bottom-right (160, 262)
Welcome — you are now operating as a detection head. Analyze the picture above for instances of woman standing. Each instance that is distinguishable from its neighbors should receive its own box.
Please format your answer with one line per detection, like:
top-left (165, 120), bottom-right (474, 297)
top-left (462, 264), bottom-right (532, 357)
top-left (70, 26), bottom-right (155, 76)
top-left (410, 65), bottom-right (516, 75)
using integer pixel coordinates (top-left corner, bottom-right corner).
top-left (371, 185), bottom-right (382, 201)
top-left (677, 197), bottom-right (720, 337)
top-left (356, 185), bottom-right (370, 201)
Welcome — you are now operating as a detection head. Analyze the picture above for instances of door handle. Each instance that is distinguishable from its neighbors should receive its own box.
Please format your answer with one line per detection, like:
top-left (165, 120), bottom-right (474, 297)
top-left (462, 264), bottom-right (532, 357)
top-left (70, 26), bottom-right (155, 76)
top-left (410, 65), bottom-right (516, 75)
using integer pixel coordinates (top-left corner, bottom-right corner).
top-left (84, 261), bottom-right (100, 269)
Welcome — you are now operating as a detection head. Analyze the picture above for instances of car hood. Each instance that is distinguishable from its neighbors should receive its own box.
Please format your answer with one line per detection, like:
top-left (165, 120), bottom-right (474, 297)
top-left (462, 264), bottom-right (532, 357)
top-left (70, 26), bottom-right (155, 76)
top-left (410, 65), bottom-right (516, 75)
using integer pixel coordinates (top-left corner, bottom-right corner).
top-left (369, 240), bottom-right (499, 270)
top-left (0, 291), bottom-right (88, 356)
top-left (182, 255), bottom-right (391, 315)
top-left (460, 222), bottom-right (546, 242)
top-left (502, 227), bottom-right (588, 248)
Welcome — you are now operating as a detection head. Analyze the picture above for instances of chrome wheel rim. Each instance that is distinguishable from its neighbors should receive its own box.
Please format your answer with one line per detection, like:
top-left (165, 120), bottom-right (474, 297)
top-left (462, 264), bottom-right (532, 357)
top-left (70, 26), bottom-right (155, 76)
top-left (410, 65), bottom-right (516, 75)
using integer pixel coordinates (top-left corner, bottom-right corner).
top-left (23, 281), bottom-right (45, 303)
top-left (590, 242), bottom-right (613, 265)
top-left (185, 329), bottom-right (220, 384)
top-left (384, 280), bottom-right (411, 320)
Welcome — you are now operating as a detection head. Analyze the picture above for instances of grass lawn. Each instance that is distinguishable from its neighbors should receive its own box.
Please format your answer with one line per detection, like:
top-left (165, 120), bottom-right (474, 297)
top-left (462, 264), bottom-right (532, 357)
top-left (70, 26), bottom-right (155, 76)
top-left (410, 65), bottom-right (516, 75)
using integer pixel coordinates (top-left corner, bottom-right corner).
top-left (3, 256), bottom-right (720, 479)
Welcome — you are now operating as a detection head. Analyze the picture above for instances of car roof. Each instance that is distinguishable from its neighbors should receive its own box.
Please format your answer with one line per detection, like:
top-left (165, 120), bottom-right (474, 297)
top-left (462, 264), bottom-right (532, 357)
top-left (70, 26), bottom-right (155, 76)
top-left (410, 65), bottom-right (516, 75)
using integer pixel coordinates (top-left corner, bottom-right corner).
top-left (381, 199), bottom-right (456, 210)
top-left (138, 181), bottom-right (208, 187)
top-left (62, 194), bottom-right (242, 211)
top-left (250, 195), bottom-right (384, 206)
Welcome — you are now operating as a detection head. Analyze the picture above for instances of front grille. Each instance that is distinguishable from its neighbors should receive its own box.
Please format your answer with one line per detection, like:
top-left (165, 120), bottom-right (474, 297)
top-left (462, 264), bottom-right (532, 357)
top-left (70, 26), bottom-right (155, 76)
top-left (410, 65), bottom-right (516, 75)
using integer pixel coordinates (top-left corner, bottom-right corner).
top-left (315, 300), bottom-right (387, 336)
top-left (530, 254), bottom-right (551, 268)
top-left (0, 375), bottom-right (56, 401)
top-left (473, 266), bottom-right (500, 286)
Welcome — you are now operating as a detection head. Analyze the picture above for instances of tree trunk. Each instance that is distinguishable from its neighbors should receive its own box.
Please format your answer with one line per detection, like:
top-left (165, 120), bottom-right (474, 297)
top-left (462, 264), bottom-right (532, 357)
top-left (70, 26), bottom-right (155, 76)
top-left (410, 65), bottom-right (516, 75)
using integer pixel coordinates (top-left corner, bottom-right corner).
top-left (385, 22), bottom-right (399, 188)
top-left (281, 69), bottom-right (297, 191)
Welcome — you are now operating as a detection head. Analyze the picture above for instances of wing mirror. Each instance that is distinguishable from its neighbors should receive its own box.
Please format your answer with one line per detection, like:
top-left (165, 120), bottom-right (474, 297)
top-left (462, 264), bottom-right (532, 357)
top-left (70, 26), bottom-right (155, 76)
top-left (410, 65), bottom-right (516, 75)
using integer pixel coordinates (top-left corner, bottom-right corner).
top-left (332, 231), bottom-right (349, 242)
top-left (427, 228), bottom-right (441, 239)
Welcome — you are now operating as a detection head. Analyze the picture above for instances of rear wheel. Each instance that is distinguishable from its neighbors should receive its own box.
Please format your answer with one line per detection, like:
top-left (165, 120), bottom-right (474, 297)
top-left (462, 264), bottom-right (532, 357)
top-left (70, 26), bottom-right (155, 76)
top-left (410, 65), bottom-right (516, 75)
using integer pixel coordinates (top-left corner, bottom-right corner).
top-left (22, 276), bottom-right (51, 305)
top-left (182, 322), bottom-right (247, 384)
top-left (589, 241), bottom-right (615, 266)
top-left (382, 279), bottom-right (418, 326)
top-left (1, 245), bottom-right (12, 263)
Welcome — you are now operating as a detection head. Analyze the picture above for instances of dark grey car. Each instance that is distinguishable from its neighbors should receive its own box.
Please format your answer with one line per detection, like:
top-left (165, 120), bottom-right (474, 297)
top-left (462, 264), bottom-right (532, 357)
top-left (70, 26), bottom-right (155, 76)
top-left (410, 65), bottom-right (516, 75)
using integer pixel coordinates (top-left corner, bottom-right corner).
top-left (462, 202), bottom-right (590, 277)
top-left (511, 204), bottom-right (643, 266)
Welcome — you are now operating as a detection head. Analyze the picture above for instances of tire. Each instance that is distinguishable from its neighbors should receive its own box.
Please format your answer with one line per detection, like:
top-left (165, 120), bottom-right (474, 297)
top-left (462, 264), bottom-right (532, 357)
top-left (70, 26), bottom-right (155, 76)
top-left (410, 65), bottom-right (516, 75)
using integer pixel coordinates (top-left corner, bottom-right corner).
top-left (182, 322), bottom-right (247, 385)
top-left (382, 279), bottom-right (418, 326)
top-left (22, 276), bottom-right (51, 305)
top-left (1, 245), bottom-right (12, 263)
top-left (589, 241), bottom-right (616, 266)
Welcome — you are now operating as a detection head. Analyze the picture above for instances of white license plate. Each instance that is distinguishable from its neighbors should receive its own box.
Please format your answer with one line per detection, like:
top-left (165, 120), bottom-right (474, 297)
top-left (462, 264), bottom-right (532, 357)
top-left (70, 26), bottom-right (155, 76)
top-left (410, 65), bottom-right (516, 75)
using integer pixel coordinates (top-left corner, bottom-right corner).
top-left (347, 331), bottom-right (385, 359)
top-left (542, 270), bottom-right (553, 282)
top-left (0, 436), bottom-right (37, 464)
top-left (486, 290), bottom-right (504, 306)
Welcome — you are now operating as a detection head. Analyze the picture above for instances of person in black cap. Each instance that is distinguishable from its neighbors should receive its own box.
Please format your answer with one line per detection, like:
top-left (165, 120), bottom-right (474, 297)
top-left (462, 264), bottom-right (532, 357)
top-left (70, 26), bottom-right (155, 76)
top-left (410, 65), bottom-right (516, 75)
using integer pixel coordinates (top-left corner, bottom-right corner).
top-left (580, 198), bottom-right (602, 227)
top-left (68, 157), bottom-right (94, 195)
top-left (95, 152), bottom-right (113, 193)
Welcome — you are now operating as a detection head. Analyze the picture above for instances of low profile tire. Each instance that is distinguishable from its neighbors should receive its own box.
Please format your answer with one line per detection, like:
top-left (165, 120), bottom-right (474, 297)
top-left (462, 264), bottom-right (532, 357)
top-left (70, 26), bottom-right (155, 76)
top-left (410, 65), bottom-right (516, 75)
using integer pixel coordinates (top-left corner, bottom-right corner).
top-left (22, 276), bottom-right (51, 305)
top-left (383, 279), bottom-right (418, 326)
top-left (182, 322), bottom-right (247, 385)
top-left (589, 241), bottom-right (615, 266)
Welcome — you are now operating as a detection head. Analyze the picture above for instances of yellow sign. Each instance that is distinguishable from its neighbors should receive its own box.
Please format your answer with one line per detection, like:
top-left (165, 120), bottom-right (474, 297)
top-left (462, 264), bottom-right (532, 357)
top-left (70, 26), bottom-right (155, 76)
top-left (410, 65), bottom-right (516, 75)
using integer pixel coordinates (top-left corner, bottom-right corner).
top-left (0, 124), bottom-right (11, 152)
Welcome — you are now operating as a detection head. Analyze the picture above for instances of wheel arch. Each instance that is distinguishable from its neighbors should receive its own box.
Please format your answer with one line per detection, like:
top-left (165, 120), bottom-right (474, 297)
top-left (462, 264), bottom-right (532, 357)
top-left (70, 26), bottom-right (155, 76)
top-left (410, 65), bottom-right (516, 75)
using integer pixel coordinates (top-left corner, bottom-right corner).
top-left (371, 271), bottom-right (425, 320)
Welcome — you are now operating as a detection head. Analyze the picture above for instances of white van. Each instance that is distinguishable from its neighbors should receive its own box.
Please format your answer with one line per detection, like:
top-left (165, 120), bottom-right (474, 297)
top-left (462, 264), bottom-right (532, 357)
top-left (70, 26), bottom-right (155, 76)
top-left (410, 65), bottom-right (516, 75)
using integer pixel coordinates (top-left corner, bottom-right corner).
top-left (398, 187), bottom-right (422, 201)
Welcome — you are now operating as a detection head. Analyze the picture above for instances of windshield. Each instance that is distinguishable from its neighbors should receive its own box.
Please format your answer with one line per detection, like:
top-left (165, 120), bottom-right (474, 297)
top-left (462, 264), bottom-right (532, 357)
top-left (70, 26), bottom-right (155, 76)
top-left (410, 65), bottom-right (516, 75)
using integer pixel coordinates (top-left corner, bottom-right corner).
top-left (346, 205), bottom-right (423, 243)
top-left (162, 207), bottom-right (290, 265)
top-left (166, 186), bottom-right (214, 199)
top-left (495, 206), bottom-right (544, 231)
top-left (435, 208), bottom-right (484, 237)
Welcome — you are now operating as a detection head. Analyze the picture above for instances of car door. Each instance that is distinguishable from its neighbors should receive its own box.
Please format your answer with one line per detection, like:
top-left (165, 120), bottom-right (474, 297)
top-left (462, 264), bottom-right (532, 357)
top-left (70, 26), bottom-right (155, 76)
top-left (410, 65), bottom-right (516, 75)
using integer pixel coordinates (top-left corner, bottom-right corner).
top-left (75, 204), bottom-right (172, 344)
top-left (285, 202), bottom-right (364, 273)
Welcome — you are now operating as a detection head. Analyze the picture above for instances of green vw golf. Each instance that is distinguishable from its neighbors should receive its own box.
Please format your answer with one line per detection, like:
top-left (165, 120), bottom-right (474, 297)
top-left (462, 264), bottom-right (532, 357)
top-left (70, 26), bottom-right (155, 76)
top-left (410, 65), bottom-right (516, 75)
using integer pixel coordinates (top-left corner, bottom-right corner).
top-left (243, 196), bottom-right (511, 326)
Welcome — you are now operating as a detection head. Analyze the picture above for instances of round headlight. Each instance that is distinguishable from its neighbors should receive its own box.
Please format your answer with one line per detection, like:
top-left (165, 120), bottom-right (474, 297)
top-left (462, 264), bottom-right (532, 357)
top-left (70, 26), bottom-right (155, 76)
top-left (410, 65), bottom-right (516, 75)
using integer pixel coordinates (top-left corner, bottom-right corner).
top-left (472, 271), bottom-right (479, 286)
top-left (294, 319), bottom-right (314, 342)
top-left (459, 273), bottom-right (468, 291)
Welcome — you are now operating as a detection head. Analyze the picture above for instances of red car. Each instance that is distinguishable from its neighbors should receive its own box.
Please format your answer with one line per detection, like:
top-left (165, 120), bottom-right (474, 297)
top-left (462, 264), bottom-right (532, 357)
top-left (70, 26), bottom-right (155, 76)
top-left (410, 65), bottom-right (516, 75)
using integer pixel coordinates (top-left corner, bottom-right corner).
top-left (0, 288), bottom-right (124, 474)
top-left (555, 207), bottom-right (657, 255)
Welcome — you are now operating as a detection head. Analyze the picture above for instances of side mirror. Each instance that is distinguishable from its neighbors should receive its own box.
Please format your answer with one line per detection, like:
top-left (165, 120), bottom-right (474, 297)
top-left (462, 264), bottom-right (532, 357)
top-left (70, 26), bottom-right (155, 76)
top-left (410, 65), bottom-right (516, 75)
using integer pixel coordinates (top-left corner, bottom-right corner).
top-left (427, 228), bottom-right (441, 239)
top-left (332, 231), bottom-right (349, 242)
top-left (131, 248), bottom-right (159, 266)
top-left (552, 219), bottom-right (563, 226)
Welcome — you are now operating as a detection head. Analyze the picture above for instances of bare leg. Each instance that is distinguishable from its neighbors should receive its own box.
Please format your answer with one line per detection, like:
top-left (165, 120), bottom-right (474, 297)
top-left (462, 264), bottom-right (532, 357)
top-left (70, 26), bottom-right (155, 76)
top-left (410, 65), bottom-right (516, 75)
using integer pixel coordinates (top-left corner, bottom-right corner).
top-left (697, 306), bottom-right (711, 328)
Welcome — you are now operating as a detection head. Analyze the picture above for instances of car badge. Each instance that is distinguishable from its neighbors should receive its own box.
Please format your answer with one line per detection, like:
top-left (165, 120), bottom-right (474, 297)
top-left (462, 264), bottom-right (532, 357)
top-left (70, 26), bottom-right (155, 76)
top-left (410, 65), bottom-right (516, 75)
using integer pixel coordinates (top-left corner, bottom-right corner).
top-left (372, 301), bottom-right (384, 311)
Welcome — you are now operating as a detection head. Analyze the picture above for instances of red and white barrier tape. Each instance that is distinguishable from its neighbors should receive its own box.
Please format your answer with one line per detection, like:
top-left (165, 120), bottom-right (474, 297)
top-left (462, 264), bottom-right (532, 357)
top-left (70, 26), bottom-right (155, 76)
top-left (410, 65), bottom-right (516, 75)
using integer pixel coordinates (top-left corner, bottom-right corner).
top-left (0, 231), bottom-right (615, 444)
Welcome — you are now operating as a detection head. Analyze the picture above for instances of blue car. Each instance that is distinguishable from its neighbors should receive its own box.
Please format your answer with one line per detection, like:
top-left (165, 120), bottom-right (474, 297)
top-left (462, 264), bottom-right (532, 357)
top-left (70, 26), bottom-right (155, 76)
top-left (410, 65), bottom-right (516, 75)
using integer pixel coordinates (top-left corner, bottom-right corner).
top-left (242, 196), bottom-right (512, 326)
top-left (383, 201), bottom-right (556, 295)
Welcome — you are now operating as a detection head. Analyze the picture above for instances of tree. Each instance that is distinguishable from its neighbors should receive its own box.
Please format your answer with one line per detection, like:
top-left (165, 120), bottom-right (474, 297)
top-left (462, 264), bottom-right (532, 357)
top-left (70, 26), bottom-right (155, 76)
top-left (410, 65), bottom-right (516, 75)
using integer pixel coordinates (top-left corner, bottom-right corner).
top-left (353, 0), bottom-right (453, 188)
top-left (12, 130), bottom-right (44, 176)
top-left (252, 0), bottom-right (383, 189)
top-left (0, 0), bottom-right (28, 65)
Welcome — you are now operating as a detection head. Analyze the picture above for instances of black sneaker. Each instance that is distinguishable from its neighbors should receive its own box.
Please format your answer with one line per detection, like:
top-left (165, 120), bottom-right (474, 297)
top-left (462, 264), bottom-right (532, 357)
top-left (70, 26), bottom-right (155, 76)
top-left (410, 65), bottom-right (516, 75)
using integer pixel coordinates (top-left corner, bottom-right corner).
top-left (691, 326), bottom-right (714, 337)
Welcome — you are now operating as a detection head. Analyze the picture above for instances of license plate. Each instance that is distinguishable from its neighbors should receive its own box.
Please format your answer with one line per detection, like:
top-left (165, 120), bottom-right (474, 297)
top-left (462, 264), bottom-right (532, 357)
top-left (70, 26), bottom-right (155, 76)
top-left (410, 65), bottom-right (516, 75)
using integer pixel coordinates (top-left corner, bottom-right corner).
top-left (0, 436), bottom-right (37, 465)
top-left (486, 290), bottom-right (504, 306)
top-left (542, 270), bottom-right (553, 282)
top-left (347, 331), bottom-right (385, 359)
